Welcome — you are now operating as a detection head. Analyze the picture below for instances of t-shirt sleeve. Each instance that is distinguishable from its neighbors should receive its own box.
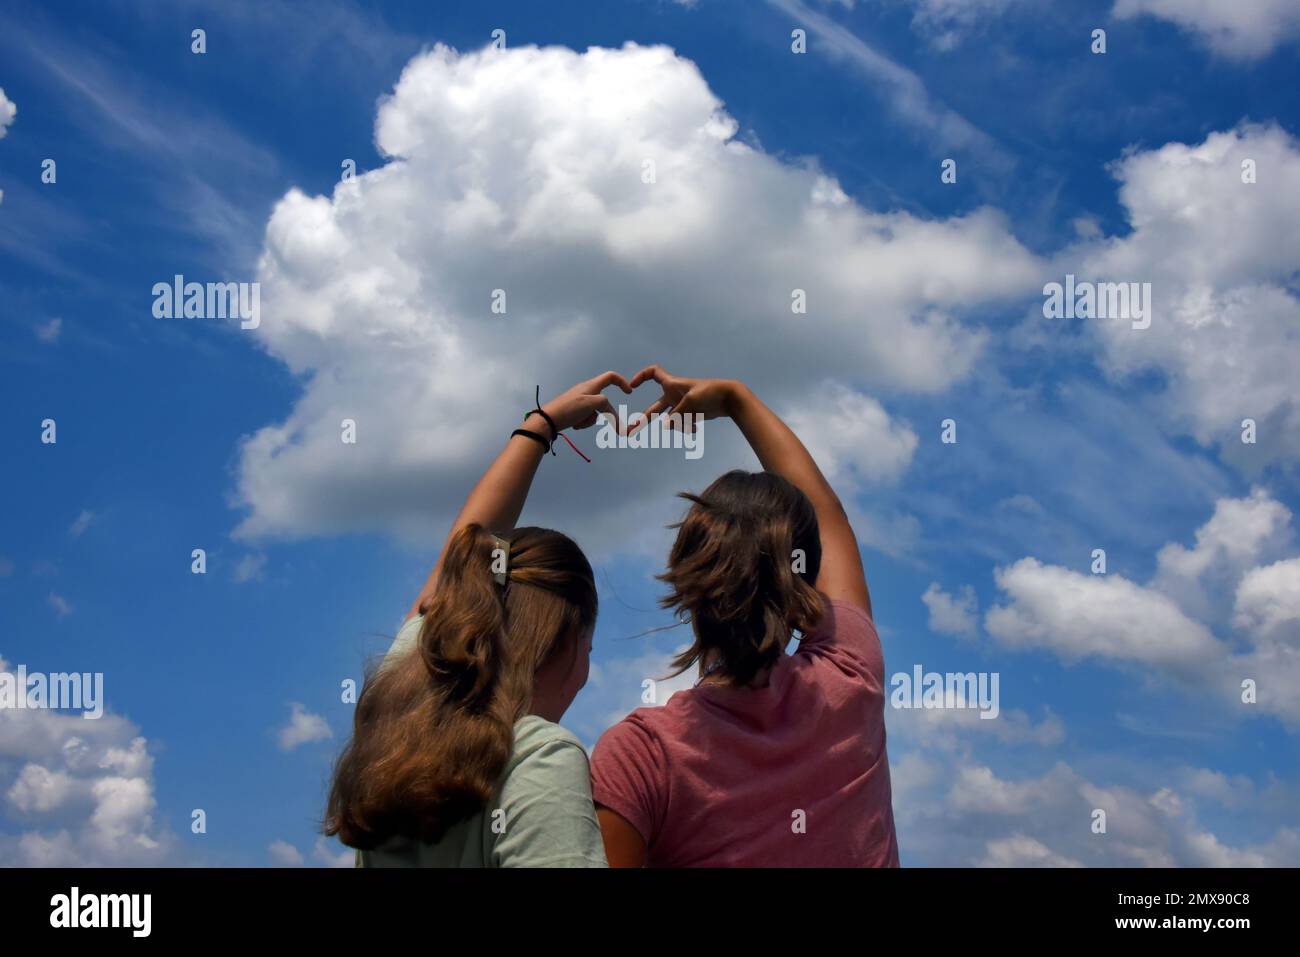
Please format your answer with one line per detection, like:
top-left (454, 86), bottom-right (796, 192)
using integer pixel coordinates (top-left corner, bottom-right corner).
top-left (490, 735), bottom-right (608, 868)
top-left (797, 598), bottom-right (886, 691)
top-left (380, 614), bottom-right (424, 669)
top-left (588, 713), bottom-right (667, 846)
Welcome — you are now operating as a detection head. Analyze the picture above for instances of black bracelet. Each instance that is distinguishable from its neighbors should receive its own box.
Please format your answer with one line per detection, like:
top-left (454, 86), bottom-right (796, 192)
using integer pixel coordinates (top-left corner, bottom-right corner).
top-left (524, 385), bottom-right (559, 455)
top-left (511, 428), bottom-right (551, 454)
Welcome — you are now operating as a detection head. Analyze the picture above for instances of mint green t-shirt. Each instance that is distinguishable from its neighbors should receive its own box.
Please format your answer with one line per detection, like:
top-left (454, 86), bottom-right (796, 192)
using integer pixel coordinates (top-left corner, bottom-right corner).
top-left (355, 615), bottom-right (607, 868)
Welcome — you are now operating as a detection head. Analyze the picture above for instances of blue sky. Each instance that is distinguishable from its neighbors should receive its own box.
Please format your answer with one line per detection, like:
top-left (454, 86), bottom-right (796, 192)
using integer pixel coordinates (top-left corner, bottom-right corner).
top-left (2, 0), bottom-right (1299, 867)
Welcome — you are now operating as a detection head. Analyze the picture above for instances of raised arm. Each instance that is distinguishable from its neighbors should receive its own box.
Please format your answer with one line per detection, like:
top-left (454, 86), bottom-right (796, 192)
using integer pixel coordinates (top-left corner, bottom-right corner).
top-left (406, 372), bottom-right (631, 621)
top-left (629, 366), bottom-right (872, 618)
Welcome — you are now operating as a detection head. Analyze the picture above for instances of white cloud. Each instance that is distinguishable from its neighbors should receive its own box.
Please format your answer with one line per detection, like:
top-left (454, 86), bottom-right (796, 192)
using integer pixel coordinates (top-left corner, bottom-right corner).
top-left (1114, 0), bottom-right (1300, 59)
top-left (985, 558), bottom-right (1222, 667)
top-left (894, 755), bottom-right (1299, 866)
top-left (893, 703), bottom-right (1065, 750)
top-left (985, 490), bottom-right (1300, 729)
top-left (68, 510), bottom-right (94, 538)
top-left (268, 839), bottom-right (305, 867)
top-left (8, 764), bottom-right (76, 814)
top-left (267, 837), bottom-right (352, 867)
top-left (36, 317), bottom-right (62, 343)
top-left (1152, 487), bottom-right (1292, 623)
top-left (0, 87), bottom-right (14, 137)
top-left (312, 836), bottom-right (354, 868)
top-left (1069, 124), bottom-right (1300, 465)
top-left (1178, 767), bottom-right (1257, 809)
top-left (1234, 557), bottom-right (1300, 636)
top-left (236, 41), bottom-right (1041, 545)
top-left (979, 834), bottom-right (1082, 867)
top-left (88, 774), bottom-right (156, 851)
top-left (0, 657), bottom-right (177, 865)
top-left (783, 383), bottom-right (918, 486)
top-left (276, 702), bottom-right (332, 751)
top-left (898, 0), bottom-right (1034, 51)
top-left (921, 582), bottom-right (978, 639)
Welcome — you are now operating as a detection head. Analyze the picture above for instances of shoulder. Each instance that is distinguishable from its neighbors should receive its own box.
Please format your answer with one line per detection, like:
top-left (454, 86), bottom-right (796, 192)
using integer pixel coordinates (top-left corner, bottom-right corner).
top-left (513, 714), bottom-right (588, 752)
top-left (593, 705), bottom-right (669, 753)
top-left (508, 716), bottom-right (591, 771)
top-left (490, 718), bottom-right (607, 867)
top-left (379, 614), bottom-right (425, 669)
top-left (494, 719), bottom-right (595, 810)
top-left (589, 709), bottom-right (673, 844)
top-left (807, 596), bottom-right (875, 632)
top-left (592, 680), bottom-right (717, 757)
top-left (590, 706), bottom-right (675, 781)
top-left (797, 597), bottom-right (884, 684)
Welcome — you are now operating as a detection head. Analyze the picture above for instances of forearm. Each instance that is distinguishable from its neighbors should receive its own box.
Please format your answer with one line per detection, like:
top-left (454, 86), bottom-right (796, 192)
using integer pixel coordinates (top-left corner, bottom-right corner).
top-left (409, 414), bottom-right (552, 618)
top-left (404, 372), bottom-right (627, 620)
top-left (727, 381), bottom-right (843, 516)
top-left (451, 413), bottom-right (553, 534)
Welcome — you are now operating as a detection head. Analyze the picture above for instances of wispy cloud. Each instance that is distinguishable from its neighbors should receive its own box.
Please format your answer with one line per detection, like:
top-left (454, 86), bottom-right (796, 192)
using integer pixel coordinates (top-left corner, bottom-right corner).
top-left (35, 317), bottom-right (63, 344)
top-left (232, 553), bottom-right (267, 584)
top-left (47, 591), bottom-right (73, 619)
top-left (766, 0), bottom-right (1009, 167)
top-left (68, 509), bottom-right (94, 538)
top-left (0, 12), bottom-right (281, 268)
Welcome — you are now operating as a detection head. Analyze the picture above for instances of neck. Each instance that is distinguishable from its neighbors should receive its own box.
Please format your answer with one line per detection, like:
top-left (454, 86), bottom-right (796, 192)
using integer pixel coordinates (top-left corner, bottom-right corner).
top-left (698, 655), bottom-right (775, 690)
top-left (529, 685), bottom-right (565, 723)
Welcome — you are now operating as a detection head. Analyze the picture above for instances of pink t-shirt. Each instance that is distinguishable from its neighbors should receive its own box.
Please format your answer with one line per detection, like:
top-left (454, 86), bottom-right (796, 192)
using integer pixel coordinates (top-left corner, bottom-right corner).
top-left (590, 598), bottom-right (900, 867)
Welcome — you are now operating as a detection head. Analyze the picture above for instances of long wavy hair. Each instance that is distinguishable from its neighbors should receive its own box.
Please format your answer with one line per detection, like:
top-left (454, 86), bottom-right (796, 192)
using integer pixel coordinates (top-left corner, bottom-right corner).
top-left (658, 470), bottom-right (825, 686)
top-left (324, 523), bottom-right (597, 850)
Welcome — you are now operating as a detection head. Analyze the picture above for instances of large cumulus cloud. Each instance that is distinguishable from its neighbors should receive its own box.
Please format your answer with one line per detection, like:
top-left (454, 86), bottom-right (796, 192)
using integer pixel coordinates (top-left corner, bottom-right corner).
top-left (234, 42), bottom-right (1041, 546)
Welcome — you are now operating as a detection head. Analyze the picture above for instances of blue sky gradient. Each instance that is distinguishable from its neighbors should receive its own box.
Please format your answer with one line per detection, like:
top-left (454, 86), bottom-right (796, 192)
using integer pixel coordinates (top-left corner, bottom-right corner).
top-left (2, 0), bottom-right (1298, 867)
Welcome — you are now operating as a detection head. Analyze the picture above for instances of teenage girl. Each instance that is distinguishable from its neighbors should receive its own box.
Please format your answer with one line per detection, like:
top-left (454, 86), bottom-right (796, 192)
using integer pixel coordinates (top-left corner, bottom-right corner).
top-left (325, 372), bottom-right (633, 866)
top-left (591, 366), bottom-right (900, 867)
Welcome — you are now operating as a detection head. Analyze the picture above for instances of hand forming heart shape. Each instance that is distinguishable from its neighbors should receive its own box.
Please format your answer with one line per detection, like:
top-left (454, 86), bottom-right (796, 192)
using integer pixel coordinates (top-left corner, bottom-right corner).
top-left (540, 367), bottom-right (736, 437)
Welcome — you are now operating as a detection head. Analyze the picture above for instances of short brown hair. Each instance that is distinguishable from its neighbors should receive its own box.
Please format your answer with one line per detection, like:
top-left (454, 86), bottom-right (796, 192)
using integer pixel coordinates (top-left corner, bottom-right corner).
top-left (658, 470), bottom-right (825, 687)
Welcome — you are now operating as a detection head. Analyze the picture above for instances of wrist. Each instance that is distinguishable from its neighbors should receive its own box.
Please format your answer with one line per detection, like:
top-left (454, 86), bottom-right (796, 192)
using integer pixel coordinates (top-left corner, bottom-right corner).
top-left (542, 402), bottom-right (566, 433)
top-left (723, 380), bottom-right (750, 418)
top-left (521, 410), bottom-right (556, 438)
top-left (522, 403), bottom-right (559, 434)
